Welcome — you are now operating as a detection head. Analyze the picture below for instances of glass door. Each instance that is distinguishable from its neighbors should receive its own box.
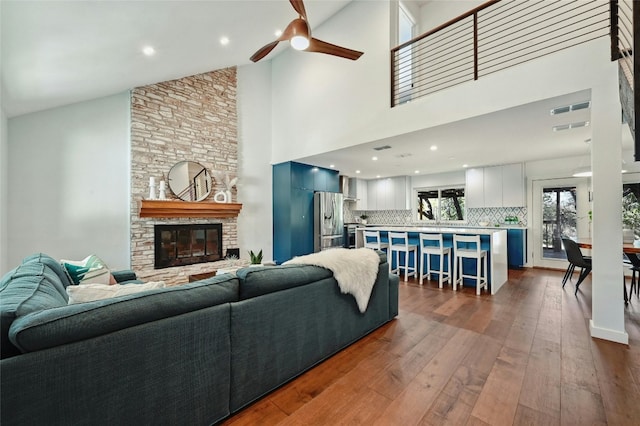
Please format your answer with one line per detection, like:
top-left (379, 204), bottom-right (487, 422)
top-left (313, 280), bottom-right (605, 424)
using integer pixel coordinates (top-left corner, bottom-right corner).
top-left (532, 178), bottom-right (590, 268)
top-left (542, 186), bottom-right (577, 260)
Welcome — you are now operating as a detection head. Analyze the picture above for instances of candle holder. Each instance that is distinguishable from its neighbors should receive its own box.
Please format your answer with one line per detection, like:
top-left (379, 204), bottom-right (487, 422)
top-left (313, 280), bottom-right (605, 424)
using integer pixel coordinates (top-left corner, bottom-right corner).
top-left (149, 177), bottom-right (157, 200)
top-left (159, 180), bottom-right (166, 200)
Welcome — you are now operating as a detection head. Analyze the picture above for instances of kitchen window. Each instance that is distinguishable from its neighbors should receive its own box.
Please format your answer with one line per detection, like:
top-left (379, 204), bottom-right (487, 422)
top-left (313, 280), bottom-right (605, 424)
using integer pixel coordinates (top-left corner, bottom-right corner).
top-left (416, 187), bottom-right (465, 222)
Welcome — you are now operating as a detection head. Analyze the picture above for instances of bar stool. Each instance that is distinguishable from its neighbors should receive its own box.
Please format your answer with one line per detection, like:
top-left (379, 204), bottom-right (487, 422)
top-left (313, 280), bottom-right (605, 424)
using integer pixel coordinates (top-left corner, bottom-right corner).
top-left (419, 233), bottom-right (451, 288)
top-left (363, 230), bottom-right (389, 255)
top-left (389, 232), bottom-right (418, 282)
top-left (453, 234), bottom-right (488, 295)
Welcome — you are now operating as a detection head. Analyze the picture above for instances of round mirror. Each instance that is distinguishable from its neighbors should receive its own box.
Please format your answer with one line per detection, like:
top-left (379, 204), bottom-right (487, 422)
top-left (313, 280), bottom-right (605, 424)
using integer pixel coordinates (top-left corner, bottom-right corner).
top-left (168, 161), bottom-right (212, 202)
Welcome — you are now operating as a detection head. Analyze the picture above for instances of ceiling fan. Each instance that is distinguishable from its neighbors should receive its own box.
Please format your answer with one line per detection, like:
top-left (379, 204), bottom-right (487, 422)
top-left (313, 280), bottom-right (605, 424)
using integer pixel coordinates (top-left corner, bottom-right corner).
top-left (250, 0), bottom-right (364, 62)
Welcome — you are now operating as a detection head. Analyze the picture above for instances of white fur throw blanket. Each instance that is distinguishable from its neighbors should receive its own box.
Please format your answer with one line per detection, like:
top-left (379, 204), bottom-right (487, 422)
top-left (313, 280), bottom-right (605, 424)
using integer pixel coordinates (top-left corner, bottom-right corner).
top-left (284, 248), bottom-right (380, 313)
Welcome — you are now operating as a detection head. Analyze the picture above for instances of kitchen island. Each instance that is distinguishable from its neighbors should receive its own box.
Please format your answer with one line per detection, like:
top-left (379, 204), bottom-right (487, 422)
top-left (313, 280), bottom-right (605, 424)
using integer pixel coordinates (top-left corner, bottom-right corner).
top-left (356, 226), bottom-right (508, 295)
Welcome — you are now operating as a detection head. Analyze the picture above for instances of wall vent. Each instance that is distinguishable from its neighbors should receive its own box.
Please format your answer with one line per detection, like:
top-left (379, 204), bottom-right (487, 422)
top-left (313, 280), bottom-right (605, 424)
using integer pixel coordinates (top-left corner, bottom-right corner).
top-left (373, 145), bottom-right (392, 151)
top-left (552, 121), bottom-right (590, 132)
top-left (550, 100), bottom-right (591, 115)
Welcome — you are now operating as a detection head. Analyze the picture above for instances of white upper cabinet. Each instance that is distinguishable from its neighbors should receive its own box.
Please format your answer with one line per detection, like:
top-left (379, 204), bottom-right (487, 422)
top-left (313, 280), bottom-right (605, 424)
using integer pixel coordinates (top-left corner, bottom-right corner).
top-left (354, 178), bottom-right (368, 210)
top-left (501, 163), bottom-right (526, 207)
top-left (483, 166), bottom-right (503, 208)
top-left (366, 176), bottom-right (410, 210)
top-left (465, 163), bottom-right (526, 208)
top-left (465, 168), bottom-right (485, 208)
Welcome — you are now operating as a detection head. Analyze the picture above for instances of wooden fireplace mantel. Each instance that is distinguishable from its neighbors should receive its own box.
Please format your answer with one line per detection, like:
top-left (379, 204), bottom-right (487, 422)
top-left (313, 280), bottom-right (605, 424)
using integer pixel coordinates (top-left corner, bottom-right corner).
top-left (139, 200), bottom-right (243, 218)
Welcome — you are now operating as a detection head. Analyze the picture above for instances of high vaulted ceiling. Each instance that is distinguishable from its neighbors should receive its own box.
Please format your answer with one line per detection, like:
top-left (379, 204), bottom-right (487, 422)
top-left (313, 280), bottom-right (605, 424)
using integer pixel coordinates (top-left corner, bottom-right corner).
top-left (0, 0), bottom-right (352, 117)
top-left (2, 1), bottom-right (635, 178)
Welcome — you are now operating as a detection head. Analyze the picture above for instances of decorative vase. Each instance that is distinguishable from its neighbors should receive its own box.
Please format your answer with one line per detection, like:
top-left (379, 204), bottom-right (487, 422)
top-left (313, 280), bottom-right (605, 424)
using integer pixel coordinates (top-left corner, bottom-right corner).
top-left (213, 191), bottom-right (227, 203)
top-left (225, 190), bottom-right (232, 203)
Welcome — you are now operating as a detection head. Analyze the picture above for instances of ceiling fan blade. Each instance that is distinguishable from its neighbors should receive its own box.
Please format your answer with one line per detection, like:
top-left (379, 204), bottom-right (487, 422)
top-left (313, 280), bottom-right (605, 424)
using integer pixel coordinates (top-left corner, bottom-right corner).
top-left (307, 38), bottom-right (364, 60)
top-left (289, 0), bottom-right (308, 20)
top-left (249, 18), bottom-right (310, 62)
top-left (250, 40), bottom-right (280, 62)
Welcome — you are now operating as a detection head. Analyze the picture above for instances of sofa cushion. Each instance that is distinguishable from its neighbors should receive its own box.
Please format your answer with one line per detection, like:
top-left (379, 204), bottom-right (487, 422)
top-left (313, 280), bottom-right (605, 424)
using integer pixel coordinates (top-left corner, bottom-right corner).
top-left (61, 254), bottom-right (114, 285)
top-left (66, 281), bottom-right (166, 304)
top-left (0, 262), bottom-right (69, 358)
top-left (21, 253), bottom-right (74, 288)
top-left (236, 264), bottom-right (333, 300)
top-left (9, 274), bottom-right (240, 353)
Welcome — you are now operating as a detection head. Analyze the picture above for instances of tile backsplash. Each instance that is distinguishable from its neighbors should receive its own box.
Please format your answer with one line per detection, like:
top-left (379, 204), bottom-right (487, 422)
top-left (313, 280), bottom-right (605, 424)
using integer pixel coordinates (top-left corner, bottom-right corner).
top-left (346, 204), bottom-right (527, 227)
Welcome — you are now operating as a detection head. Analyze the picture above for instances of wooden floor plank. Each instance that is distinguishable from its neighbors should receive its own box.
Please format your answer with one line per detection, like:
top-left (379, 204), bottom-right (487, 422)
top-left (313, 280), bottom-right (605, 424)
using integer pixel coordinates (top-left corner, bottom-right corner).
top-left (469, 346), bottom-right (529, 425)
top-left (374, 328), bottom-right (479, 425)
top-left (220, 269), bottom-right (640, 426)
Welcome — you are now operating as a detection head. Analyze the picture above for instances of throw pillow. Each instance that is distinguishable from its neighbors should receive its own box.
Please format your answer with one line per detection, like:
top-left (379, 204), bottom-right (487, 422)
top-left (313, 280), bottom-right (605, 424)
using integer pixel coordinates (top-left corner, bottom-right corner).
top-left (66, 281), bottom-right (166, 304)
top-left (61, 255), bottom-right (116, 285)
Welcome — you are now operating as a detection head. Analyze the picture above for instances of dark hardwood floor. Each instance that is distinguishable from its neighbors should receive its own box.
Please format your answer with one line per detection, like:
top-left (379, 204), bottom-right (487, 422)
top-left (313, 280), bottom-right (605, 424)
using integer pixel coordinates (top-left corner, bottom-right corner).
top-left (221, 268), bottom-right (640, 425)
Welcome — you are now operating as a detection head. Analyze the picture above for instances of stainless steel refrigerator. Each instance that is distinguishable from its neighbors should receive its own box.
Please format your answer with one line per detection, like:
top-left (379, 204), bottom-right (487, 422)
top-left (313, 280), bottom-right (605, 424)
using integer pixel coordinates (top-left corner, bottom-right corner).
top-left (314, 192), bottom-right (344, 252)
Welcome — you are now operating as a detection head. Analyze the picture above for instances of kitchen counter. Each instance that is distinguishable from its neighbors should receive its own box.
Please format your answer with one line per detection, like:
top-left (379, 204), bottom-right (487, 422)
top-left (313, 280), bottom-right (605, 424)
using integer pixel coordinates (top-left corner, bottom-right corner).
top-left (359, 223), bottom-right (527, 230)
top-left (356, 226), bottom-right (508, 294)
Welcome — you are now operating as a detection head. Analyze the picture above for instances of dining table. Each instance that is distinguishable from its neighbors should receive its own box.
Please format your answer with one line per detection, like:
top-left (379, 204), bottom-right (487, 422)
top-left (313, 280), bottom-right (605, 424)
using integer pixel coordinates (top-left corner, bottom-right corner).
top-left (576, 238), bottom-right (640, 254)
top-left (576, 238), bottom-right (639, 303)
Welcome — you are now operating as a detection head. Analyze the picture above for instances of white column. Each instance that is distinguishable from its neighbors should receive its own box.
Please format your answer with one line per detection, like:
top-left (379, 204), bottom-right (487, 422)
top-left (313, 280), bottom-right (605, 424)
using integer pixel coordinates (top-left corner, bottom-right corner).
top-left (589, 72), bottom-right (628, 344)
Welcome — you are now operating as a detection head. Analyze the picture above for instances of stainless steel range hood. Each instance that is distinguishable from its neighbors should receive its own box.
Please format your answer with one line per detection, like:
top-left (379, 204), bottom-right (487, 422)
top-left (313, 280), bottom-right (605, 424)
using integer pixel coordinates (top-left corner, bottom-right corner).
top-left (339, 175), bottom-right (357, 201)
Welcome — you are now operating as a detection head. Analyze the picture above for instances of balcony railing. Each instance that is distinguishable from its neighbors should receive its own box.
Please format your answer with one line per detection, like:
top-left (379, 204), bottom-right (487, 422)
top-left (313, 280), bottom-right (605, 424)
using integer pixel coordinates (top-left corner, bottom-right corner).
top-left (391, 0), bottom-right (611, 107)
top-left (610, 0), bottom-right (639, 159)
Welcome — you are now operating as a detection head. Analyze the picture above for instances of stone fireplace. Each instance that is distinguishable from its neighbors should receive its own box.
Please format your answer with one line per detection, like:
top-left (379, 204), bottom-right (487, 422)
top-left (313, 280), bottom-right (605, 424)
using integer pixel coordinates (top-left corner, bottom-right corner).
top-left (130, 67), bottom-right (241, 285)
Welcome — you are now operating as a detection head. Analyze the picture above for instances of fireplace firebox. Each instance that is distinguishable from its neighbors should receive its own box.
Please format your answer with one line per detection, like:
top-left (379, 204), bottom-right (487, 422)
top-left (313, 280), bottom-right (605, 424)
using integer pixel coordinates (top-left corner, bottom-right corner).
top-left (154, 224), bottom-right (223, 269)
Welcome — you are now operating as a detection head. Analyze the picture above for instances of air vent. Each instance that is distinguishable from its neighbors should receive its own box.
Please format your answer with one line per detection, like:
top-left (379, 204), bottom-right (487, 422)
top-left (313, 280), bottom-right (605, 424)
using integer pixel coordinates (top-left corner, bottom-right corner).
top-left (373, 145), bottom-right (392, 151)
top-left (396, 153), bottom-right (412, 158)
top-left (552, 121), bottom-right (590, 132)
top-left (550, 100), bottom-right (591, 115)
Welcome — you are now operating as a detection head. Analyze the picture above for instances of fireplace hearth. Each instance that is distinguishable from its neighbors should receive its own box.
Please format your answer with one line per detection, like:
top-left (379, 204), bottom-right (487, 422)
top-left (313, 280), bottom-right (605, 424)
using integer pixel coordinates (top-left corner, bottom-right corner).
top-left (154, 224), bottom-right (223, 269)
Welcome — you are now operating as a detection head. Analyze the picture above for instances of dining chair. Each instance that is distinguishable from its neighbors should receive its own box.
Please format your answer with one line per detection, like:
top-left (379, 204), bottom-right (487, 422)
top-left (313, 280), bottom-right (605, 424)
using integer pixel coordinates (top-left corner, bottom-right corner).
top-left (561, 238), bottom-right (592, 295)
top-left (625, 252), bottom-right (640, 299)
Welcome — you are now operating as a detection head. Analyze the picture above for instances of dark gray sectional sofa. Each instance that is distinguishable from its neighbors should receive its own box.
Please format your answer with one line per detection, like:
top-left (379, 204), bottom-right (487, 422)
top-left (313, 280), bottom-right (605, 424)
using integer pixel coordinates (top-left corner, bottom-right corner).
top-left (0, 252), bottom-right (398, 425)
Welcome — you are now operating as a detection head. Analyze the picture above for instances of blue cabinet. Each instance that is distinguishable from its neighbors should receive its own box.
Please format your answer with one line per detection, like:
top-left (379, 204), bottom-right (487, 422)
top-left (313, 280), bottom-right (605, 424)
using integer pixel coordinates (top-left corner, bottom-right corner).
top-left (273, 161), bottom-right (339, 264)
top-left (507, 229), bottom-right (527, 268)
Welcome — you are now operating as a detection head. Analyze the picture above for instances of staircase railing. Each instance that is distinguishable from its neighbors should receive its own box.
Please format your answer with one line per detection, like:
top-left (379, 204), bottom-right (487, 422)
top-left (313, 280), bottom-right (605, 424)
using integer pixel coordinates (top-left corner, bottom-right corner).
top-left (391, 0), bottom-right (610, 107)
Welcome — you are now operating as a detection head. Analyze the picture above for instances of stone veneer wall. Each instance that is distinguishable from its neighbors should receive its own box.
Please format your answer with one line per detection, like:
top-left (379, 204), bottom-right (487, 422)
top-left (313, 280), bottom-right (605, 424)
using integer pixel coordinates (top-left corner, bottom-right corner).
top-left (130, 67), bottom-right (245, 285)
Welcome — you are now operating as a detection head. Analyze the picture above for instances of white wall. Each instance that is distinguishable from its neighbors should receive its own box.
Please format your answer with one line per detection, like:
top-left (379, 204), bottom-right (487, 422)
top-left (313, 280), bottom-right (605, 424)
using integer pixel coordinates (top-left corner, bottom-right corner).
top-left (418, 0), bottom-right (484, 34)
top-left (7, 92), bottom-right (131, 269)
top-left (237, 62), bottom-right (274, 262)
top-left (271, 0), bottom-right (391, 163)
top-left (270, 0), bottom-right (615, 167)
top-left (0, 106), bottom-right (7, 274)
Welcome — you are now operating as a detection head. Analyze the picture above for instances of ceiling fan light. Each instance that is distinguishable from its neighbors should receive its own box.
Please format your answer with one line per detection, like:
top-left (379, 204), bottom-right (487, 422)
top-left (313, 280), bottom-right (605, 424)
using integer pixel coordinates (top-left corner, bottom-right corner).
top-left (291, 35), bottom-right (309, 50)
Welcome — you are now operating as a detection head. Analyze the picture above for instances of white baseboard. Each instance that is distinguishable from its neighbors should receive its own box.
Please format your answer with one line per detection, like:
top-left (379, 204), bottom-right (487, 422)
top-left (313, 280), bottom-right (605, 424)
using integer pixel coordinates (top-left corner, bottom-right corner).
top-left (589, 320), bottom-right (629, 345)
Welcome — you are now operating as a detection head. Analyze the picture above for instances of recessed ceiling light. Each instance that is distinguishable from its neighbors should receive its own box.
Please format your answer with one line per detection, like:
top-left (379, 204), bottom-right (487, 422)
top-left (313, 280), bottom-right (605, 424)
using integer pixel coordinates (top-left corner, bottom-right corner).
top-left (142, 46), bottom-right (155, 56)
top-left (376, 175), bottom-right (381, 178)
top-left (430, 145), bottom-right (438, 151)
top-left (414, 170), bottom-right (420, 174)
top-left (355, 170), bottom-right (361, 174)
top-left (372, 156), bottom-right (378, 161)
top-left (220, 37), bottom-right (230, 46)
top-left (329, 164), bottom-right (335, 168)
top-left (463, 164), bottom-right (469, 168)
top-left (275, 29), bottom-right (283, 37)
